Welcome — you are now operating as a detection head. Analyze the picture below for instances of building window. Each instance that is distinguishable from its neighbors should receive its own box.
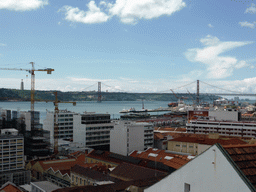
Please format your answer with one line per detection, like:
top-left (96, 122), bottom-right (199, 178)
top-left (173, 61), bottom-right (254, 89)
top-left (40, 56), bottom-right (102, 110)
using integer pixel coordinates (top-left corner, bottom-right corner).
top-left (184, 183), bottom-right (190, 192)
top-left (182, 145), bottom-right (187, 147)
top-left (176, 144), bottom-right (180, 147)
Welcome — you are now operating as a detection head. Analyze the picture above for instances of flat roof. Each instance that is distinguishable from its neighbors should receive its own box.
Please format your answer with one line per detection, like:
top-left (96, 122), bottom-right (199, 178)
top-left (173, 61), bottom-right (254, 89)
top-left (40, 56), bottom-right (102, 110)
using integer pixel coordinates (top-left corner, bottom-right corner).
top-left (31, 181), bottom-right (61, 192)
top-left (0, 135), bottom-right (23, 139)
top-left (189, 119), bottom-right (256, 125)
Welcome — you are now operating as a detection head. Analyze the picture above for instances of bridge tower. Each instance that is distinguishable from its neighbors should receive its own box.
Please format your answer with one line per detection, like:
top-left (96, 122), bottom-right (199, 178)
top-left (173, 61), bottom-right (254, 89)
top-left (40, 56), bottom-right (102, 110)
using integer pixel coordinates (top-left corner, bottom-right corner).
top-left (197, 80), bottom-right (199, 105)
top-left (98, 82), bottom-right (101, 102)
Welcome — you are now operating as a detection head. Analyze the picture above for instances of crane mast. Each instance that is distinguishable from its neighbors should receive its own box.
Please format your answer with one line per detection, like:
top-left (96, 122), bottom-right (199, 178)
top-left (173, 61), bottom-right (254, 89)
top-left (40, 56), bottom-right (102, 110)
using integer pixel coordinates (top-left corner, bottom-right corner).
top-left (0, 62), bottom-right (54, 136)
top-left (53, 92), bottom-right (76, 155)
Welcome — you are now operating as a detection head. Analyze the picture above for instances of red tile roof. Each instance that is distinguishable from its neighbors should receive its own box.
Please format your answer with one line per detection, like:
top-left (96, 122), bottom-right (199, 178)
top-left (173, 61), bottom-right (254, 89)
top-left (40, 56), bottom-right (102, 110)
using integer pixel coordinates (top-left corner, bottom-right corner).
top-left (110, 162), bottom-right (167, 181)
top-left (86, 150), bottom-right (123, 165)
top-left (129, 148), bottom-right (191, 169)
top-left (52, 176), bottom-right (166, 192)
top-left (0, 182), bottom-right (23, 192)
top-left (170, 136), bottom-right (247, 146)
top-left (223, 144), bottom-right (256, 189)
top-left (36, 157), bottom-right (88, 175)
top-left (71, 164), bottom-right (118, 182)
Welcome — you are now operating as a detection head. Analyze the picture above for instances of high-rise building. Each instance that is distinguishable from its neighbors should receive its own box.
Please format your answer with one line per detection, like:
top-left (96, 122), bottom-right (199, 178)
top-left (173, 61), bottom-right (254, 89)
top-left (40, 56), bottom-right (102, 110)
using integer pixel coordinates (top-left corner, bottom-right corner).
top-left (43, 110), bottom-right (76, 145)
top-left (73, 112), bottom-right (114, 150)
top-left (110, 120), bottom-right (154, 156)
top-left (19, 111), bottom-right (42, 131)
top-left (0, 128), bottom-right (30, 186)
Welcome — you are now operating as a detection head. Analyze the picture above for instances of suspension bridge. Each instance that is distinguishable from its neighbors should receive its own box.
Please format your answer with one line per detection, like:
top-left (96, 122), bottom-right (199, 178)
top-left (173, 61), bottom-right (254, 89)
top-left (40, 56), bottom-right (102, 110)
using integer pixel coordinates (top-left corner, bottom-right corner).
top-left (81, 80), bottom-right (256, 103)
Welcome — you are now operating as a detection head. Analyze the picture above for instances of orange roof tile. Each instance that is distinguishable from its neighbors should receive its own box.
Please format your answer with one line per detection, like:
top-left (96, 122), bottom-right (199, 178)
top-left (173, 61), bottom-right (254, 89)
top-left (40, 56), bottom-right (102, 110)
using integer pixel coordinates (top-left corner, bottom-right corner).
top-left (129, 148), bottom-right (191, 169)
top-left (36, 158), bottom-right (88, 175)
top-left (223, 145), bottom-right (256, 189)
top-left (0, 183), bottom-right (23, 192)
top-left (170, 136), bottom-right (247, 146)
top-left (154, 132), bottom-right (164, 140)
top-left (242, 114), bottom-right (254, 117)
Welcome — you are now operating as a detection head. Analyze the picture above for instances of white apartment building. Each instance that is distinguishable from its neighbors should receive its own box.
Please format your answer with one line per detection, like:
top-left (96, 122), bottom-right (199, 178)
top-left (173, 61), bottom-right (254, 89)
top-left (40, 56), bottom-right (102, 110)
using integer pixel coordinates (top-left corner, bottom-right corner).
top-left (187, 110), bottom-right (256, 138)
top-left (110, 121), bottom-right (154, 156)
top-left (43, 110), bottom-right (76, 145)
top-left (73, 113), bottom-right (114, 150)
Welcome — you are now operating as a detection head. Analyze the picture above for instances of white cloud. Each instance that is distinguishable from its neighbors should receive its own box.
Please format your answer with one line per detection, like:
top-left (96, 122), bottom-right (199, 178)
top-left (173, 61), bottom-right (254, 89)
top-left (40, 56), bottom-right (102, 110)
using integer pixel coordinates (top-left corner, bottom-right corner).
top-left (208, 24), bottom-right (214, 28)
top-left (239, 21), bottom-right (256, 28)
top-left (59, 1), bottom-right (110, 24)
top-left (245, 3), bottom-right (256, 14)
top-left (60, 0), bottom-right (186, 24)
top-left (0, 0), bottom-right (48, 11)
top-left (108, 0), bottom-right (186, 24)
top-left (185, 35), bottom-right (253, 79)
top-left (2, 75), bottom-right (256, 94)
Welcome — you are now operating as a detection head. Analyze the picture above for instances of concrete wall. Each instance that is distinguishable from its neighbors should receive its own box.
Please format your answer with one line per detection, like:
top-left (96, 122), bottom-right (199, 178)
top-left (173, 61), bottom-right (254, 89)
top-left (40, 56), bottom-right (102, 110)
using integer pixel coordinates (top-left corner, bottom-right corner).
top-left (128, 124), bottom-right (144, 154)
top-left (110, 121), bottom-right (128, 156)
top-left (73, 114), bottom-right (86, 146)
top-left (209, 111), bottom-right (238, 121)
top-left (198, 144), bottom-right (211, 155)
top-left (167, 141), bottom-right (198, 155)
top-left (110, 121), bottom-right (146, 156)
top-left (145, 145), bottom-right (251, 192)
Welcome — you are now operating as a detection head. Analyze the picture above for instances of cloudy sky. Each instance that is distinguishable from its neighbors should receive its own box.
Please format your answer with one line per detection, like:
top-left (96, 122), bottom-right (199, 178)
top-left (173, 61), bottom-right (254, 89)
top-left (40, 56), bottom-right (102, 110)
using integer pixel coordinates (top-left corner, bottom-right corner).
top-left (0, 0), bottom-right (255, 94)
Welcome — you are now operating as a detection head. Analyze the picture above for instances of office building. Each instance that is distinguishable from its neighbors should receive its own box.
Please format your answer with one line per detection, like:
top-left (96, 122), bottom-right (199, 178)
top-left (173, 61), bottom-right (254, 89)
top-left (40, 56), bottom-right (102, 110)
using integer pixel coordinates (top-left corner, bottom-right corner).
top-left (0, 128), bottom-right (30, 186)
top-left (110, 121), bottom-right (154, 156)
top-left (73, 112), bottom-right (114, 150)
top-left (186, 110), bottom-right (256, 138)
top-left (43, 110), bottom-right (76, 145)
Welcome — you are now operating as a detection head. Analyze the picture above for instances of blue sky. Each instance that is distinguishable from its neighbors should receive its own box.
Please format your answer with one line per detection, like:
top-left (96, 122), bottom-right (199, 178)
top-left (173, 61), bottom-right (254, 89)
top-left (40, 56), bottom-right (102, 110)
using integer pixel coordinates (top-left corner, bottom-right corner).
top-left (0, 0), bottom-right (255, 94)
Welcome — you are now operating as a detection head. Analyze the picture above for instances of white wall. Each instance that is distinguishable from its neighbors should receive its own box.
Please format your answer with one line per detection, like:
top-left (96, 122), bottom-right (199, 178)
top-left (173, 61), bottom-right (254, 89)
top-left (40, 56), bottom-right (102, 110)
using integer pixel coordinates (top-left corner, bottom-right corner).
top-left (145, 144), bottom-right (251, 192)
top-left (128, 124), bottom-right (144, 153)
top-left (73, 114), bottom-right (86, 146)
top-left (209, 111), bottom-right (238, 121)
top-left (110, 121), bottom-right (128, 156)
top-left (110, 121), bottom-right (147, 156)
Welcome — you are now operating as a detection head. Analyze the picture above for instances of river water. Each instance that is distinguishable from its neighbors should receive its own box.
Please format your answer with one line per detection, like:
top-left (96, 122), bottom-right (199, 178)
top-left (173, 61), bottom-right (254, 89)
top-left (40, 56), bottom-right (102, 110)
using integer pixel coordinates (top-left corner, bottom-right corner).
top-left (0, 100), bottom-right (174, 122)
top-left (1, 100), bottom-right (255, 122)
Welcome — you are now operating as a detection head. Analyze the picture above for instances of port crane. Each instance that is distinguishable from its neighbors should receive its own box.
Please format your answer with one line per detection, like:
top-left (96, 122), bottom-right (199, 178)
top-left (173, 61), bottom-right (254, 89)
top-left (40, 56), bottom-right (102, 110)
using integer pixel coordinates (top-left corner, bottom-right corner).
top-left (186, 89), bottom-right (196, 106)
top-left (170, 89), bottom-right (188, 102)
top-left (0, 62), bottom-right (54, 135)
top-left (53, 92), bottom-right (76, 155)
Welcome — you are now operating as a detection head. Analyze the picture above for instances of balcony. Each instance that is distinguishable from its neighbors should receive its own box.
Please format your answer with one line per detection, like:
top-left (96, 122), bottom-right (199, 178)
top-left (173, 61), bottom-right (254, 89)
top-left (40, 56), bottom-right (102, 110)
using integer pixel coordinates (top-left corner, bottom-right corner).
top-left (3, 148), bottom-right (9, 151)
top-left (86, 133), bottom-right (110, 137)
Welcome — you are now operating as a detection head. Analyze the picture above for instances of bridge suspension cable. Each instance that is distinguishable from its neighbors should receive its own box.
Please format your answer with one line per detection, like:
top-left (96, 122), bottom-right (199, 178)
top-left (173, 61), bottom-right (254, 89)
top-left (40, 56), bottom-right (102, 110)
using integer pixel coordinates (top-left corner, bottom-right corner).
top-left (171, 81), bottom-right (197, 91)
top-left (101, 82), bottom-right (133, 93)
top-left (200, 81), bottom-right (245, 94)
top-left (81, 83), bottom-right (98, 91)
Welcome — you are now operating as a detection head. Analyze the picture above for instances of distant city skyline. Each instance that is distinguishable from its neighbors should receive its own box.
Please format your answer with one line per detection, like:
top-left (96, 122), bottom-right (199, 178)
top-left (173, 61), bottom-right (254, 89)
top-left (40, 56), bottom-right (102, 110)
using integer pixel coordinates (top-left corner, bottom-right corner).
top-left (0, 0), bottom-right (255, 94)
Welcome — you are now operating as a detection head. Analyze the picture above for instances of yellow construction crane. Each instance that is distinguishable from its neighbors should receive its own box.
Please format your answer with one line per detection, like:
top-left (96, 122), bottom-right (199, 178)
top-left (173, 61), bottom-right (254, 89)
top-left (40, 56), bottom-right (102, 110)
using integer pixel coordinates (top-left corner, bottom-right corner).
top-left (53, 92), bottom-right (76, 155)
top-left (0, 62), bottom-right (54, 135)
